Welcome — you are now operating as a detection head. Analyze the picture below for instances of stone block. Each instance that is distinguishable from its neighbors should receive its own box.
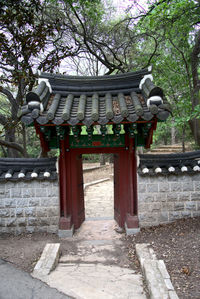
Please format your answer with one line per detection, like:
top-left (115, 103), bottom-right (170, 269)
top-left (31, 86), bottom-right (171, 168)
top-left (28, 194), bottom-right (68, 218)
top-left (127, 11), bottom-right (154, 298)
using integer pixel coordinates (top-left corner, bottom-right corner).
top-left (16, 227), bottom-right (26, 234)
top-left (40, 197), bottom-right (50, 206)
top-left (169, 290), bottom-right (179, 299)
top-left (28, 198), bottom-right (40, 207)
top-left (32, 243), bottom-right (60, 278)
top-left (138, 175), bottom-right (149, 183)
top-left (159, 212), bottom-right (169, 222)
top-left (25, 207), bottom-right (36, 217)
top-left (169, 212), bottom-right (181, 221)
top-left (37, 226), bottom-right (48, 232)
top-left (4, 198), bottom-right (16, 208)
top-left (167, 193), bottom-right (178, 202)
top-left (10, 189), bottom-right (22, 198)
top-left (35, 188), bottom-right (47, 197)
top-left (192, 211), bottom-right (200, 217)
top-left (0, 188), bottom-right (10, 198)
top-left (16, 208), bottom-right (24, 216)
top-left (147, 183), bottom-right (158, 193)
top-left (26, 226), bottom-right (35, 233)
top-left (10, 208), bottom-right (15, 217)
top-left (17, 217), bottom-right (27, 227)
top-left (185, 201), bottom-right (196, 210)
top-left (23, 188), bottom-right (35, 198)
top-left (197, 202), bottom-right (200, 211)
top-left (178, 175), bottom-right (192, 182)
top-left (0, 208), bottom-right (10, 217)
top-left (48, 225), bottom-right (58, 233)
top-left (47, 207), bottom-right (59, 217)
top-left (50, 216), bottom-right (59, 225)
top-left (138, 203), bottom-right (149, 212)
top-left (16, 198), bottom-right (28, 207)
top-left (149, 203), bottom-right (161, 212)
top-left (182, 182), bottom-right (194, 192)
top-left (174, 202), bottom-right (184, 211)
top-left (40, 181), bottom-right (53, 187)
top-left (38, 217), bottom-right (50, 226)
top-left (155, 194), bottom-right (166, 202)
top-left (6, 217), bottom-right (17, 227)
top-left (0, 227), bottom-right (9, 233)
top-left (139, 212), bottom-right (158, 223)
top-left (138, 183), bottom-right (147, 193)
top-left (159, 183), bottom-right (170, 192)
top-left (158, 260), bottom-right (170, 279)
top-left (181, 211), bottom-right (191, 218)
top-left (191, 192), bottom-right (200, 201)
top-left (139, 193), bottom-right (155, 203)
top-left (168, 175), bottom-right (178, 182)
top-left (0, 199), bottom-right (4, 208)
top-left (47, 188), bottom-right (59, 197)
top-left (178, 192), bottom-right (190, 201)
top-left (191, 174), bottom-right (200, 181)
top-left (36, 207), bottom-right (48, 217)
top-left (194, 182), bottom-right (200, 191)
top-left (28, 217), bottom-right (38, 226)
top-left (170, 182), bottom-right (182, 192)
top-left (50, 197), bottom-right (59, 206)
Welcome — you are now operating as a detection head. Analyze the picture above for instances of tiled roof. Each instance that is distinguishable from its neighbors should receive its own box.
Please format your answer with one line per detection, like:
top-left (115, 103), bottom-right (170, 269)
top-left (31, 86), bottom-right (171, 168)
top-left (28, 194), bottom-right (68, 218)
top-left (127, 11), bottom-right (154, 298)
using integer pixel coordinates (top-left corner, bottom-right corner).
top-left (21, 69), bottom-right (171, 126)
top-left (0, 157), bottom-right (57, 181)
top-left (138, 151), bottom-right (200, 175)
top-left (1, 151), bottom-right (200, 182)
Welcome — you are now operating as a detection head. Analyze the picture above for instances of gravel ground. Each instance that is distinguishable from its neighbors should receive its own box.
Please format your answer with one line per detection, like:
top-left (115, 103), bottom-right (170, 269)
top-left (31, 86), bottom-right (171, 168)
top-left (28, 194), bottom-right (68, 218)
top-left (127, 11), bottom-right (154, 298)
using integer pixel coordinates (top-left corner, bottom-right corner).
top-left (127, 217), bottom-right (200, 299)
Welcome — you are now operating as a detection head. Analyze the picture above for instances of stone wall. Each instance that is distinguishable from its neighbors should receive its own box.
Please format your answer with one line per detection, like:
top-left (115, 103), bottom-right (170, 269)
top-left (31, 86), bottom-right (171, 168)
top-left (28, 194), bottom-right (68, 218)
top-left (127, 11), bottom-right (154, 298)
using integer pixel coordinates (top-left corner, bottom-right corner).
top-left (0, 180), bottom-right (59, 234)
top-left (138, 173), bottom-right (200, 227)
top-left (1, 173), bottom-right (200, 234)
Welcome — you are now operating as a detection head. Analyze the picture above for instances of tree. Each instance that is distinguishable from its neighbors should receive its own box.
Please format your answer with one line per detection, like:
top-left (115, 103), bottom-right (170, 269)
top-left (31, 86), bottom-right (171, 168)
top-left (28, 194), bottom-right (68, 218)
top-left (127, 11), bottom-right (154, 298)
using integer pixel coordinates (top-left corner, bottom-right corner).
top-left (0, 0), bottom-right (81, 157)
top-left (138, 0), bottom-right (200, 147)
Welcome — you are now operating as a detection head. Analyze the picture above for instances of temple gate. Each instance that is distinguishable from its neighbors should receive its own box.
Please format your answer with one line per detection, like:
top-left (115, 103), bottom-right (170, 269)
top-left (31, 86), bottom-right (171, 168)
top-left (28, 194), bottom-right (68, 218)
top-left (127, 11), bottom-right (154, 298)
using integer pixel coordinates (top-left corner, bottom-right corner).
top-left (21, 69), bottom-right (170, 235)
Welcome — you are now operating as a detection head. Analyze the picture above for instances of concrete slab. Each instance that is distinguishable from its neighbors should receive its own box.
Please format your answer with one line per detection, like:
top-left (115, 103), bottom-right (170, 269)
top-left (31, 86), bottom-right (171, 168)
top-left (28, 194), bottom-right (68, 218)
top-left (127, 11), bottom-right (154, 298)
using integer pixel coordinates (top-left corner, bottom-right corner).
top-left (125, 223), bottom-right (140, 235)
top-left (58, 225), bottom-right (74, 238)
top-left (32, 243), bottom-right (60, 279)
top-left (136, 243), bottom-right (179, 299)
top-left (45, 263), bottom-right (147, 299)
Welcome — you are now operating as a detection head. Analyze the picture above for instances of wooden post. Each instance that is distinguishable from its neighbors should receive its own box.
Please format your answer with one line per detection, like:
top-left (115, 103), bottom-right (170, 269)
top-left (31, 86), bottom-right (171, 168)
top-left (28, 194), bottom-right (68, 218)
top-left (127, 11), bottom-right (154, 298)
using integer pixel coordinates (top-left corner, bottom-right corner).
top-left (125, 136), bottom-right (139, 229)
top-left (59, 138), bottom-right (72, 230)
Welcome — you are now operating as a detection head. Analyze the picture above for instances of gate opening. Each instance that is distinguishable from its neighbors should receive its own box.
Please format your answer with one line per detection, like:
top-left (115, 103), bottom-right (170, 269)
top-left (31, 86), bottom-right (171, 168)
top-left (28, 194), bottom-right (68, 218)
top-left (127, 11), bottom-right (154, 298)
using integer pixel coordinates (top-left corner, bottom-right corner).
top-left (83, 154), bottom-right (114, 220)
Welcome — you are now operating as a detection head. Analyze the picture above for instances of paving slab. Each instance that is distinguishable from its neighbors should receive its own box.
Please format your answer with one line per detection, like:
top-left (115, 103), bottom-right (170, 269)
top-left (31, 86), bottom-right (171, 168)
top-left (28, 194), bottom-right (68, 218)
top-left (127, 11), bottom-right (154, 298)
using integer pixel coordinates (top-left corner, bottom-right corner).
top-left (40, 219), bottom-right (147, 299)
top-left (84, 180), bottom-right (114, 219)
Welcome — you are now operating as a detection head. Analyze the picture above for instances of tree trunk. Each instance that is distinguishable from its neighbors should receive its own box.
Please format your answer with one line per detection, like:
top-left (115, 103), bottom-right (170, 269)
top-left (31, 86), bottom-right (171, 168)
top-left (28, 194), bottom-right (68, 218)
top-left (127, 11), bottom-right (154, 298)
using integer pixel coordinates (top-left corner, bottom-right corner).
top-left (189, 118), bottom-right (200, 148)
top-left (182, 125), bottom-right (186, 153)
top-left (100, 154), bottom-right (106, 165)
top-left (5, 128), bottom-right (20, 157)
top-left (171, 118), bottom-right (176, 145)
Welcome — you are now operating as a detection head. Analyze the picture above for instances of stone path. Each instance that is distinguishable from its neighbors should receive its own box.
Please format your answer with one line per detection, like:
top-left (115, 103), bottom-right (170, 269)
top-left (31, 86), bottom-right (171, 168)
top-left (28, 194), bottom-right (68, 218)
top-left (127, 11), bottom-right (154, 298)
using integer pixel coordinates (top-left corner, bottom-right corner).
top-left (39, 180), bottom-right (147, 299)
top-left (44, 220), bottom-right (147, 299)
top-left (85, 179), bottom-right (113, 219)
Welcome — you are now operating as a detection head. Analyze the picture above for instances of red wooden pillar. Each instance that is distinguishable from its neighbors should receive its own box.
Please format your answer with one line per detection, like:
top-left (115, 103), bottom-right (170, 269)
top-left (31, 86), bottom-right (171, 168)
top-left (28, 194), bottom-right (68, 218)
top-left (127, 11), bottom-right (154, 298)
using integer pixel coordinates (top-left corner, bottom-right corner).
top-left (70, 150), bottom-right (85, 229)
top-left (59, 138), bottom-right (73, 230)
top-left (125, 137), bottom-right (139, 229)
top-left (114, 148), bottom-right (130, 227)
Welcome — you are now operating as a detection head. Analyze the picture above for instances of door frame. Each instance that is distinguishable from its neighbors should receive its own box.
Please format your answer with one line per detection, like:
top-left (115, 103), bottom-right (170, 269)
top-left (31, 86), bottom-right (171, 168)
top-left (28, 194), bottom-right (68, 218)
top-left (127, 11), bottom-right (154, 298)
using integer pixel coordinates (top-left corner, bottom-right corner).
top-left (58, 139), bottom-right (139, 230)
